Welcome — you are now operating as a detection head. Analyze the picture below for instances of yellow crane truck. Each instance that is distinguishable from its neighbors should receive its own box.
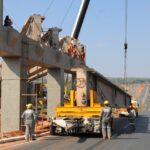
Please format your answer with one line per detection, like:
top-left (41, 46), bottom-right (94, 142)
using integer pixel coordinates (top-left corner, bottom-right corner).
top-left (49, 0), bottom-right (130, 135)
top-left (51, 90), bottom-right (104, 135)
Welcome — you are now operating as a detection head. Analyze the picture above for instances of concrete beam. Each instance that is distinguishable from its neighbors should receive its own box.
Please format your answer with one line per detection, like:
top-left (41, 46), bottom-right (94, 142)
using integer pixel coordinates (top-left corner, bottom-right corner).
top-left (0, 28), bottom-right (84, 69)
top-left (47, 68), bottom-right (64, 117)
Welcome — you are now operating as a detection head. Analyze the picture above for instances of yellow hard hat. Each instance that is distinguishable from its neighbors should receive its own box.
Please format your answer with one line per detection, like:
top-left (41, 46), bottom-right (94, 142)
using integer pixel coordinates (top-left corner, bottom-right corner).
top-left (39, 100), bottom-right (43, 105)
top-left (104, 100), bottom-right (109, 105)
top-left (26, 103), bottom-right (33, 109)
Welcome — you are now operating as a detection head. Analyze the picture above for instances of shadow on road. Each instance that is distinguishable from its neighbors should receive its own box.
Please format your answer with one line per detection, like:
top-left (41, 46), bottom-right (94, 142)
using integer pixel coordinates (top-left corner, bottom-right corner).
top-left (77, 134), bottom-right (101, 143)
top-left (112, 137), bottom-right (139, 140)
top-left (117, 114), bottom-right (150, 135)
top-left (135, 114), bottom-right (150, 133)
top-left (85, 140), bottom-right (104, 150)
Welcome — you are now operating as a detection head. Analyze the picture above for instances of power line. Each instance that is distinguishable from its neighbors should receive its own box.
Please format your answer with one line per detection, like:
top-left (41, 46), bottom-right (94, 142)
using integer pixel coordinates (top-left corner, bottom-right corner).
top-left (59, 0), bottom-right (75, 27)
top-left (3, 7), bottom-right (20, 30)
top-left (43, 0), bottom-right (55, 16)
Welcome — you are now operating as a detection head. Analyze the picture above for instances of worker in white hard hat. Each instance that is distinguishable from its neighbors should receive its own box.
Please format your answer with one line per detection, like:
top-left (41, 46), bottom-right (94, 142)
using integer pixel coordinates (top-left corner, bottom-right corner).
top-left (100, 100), bottom-right (112, 139)
top-left (22, 103), bottom-right (36, 142)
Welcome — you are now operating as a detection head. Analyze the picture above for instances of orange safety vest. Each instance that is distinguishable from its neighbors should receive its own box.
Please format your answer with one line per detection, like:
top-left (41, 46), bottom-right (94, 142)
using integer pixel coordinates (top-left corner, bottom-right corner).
top-left (81, 51), bottom-right (85, 61)
top-left (67, 44), bottom-right (73, 56)
top-left (73, 47), bottom-right (78, 58)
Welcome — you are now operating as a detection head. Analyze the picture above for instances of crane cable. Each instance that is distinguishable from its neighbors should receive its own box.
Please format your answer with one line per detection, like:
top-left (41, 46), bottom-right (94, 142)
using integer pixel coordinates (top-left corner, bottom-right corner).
top-left (43, 0), bottom-right (55, 16)
top-left (124, 0), bottom-right (128, 92)
top-left (59, 0), bottom-right (75, 27)
top-left (3, 7), bottom-right (20, 30)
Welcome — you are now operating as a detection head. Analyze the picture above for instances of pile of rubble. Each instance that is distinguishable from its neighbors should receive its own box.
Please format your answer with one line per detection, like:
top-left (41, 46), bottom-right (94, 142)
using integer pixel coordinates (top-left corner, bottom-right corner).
top-left (35, 121), bottom-right (50, 134)
top-left (2, 131), bottom-right (24, 138)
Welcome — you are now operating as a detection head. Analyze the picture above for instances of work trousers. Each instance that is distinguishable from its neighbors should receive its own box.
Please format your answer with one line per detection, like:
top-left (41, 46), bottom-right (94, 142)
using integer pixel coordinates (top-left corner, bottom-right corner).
top-left (25, 122), bottom-right (35, 141)
top-left (102, 121), bottom-right (111, 139)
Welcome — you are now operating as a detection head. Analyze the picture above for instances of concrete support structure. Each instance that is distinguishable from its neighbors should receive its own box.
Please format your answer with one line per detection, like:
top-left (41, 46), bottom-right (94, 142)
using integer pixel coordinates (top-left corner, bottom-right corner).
top-left (47, 68), bottom-right (64, 117)
top-left (71, 66), bottom-right (131, 108)
top-left (0, 26), bottom-right (83, 132)
top-left (1, 58), bottom-right (27, 132)
top-left (21, 14), bottom-right (45, 41)
top-left (0, 0), bottom-right (3, 30)
top-left (0, 28), bottom-right (82, 69)
top-left (72, 67), bottom-right (87, 106)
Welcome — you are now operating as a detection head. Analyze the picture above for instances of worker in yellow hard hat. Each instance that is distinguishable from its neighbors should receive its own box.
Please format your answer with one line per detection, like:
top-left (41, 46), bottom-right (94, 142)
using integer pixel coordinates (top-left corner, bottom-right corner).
top-left (100, 100), bottom-right (112, 140)
top-left (22, 103), bottom-right (36, 142)
top-left (104, 100), bottom-right (109, 105)
top-left (127, 103), bottom-right (136, 130)
top-left (26, 103), bottom-right (33, 109)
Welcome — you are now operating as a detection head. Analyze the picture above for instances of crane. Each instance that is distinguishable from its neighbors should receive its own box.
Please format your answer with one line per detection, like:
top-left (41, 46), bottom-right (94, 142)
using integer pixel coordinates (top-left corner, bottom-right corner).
top-left (124, 0), bottom-right (128, 92)
top-left (71, 0), bottom-right (90, 39)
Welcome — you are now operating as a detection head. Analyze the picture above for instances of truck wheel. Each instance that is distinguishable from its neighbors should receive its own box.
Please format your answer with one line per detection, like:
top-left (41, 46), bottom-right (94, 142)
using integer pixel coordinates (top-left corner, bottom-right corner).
top-left (50, 125), bottom-right (56, 135)
top-left (61, 128), bottom-right (66, 136)
top-left (136, 112), bottom-right (138, 118)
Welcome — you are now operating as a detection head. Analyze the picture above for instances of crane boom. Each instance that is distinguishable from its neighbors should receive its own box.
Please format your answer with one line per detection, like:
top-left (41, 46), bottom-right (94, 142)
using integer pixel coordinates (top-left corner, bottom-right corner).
top-left (71, 0), bottom-right (90, 39)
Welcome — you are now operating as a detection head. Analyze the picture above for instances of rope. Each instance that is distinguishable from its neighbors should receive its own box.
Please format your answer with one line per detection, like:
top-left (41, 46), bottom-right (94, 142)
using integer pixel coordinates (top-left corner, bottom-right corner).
top-left (59, 0), bottom-right (75, 27)
top-left (124, 47), bottom-right (127, 91)
top-left (124, 0), bottom-right (128, 92)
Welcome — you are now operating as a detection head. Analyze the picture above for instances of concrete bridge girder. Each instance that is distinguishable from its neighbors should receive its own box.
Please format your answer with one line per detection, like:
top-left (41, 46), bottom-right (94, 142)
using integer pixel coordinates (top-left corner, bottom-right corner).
top-left (0, 27), bottom-right (84, 132)
top-left (0, 27), bottom-right (83, 69)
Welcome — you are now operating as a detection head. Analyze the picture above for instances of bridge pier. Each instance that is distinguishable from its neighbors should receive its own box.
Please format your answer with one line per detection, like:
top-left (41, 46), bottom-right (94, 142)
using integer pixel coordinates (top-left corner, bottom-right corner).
top-left (47, 68), bottom-right (64, 117)
top-left (1, 58), bottom-right (27, 132)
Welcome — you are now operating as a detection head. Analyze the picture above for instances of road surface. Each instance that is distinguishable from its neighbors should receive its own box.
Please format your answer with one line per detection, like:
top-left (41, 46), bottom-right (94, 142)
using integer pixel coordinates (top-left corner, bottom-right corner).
top-left (1, 87), bottom-right (150, 150)
top-left (1, 111), bottom-right (150, 150)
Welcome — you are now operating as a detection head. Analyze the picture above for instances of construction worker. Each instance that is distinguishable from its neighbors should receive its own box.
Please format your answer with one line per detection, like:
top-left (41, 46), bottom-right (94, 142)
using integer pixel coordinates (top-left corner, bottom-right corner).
top-left (22, 103), bottom-right (36, 142)
top-left (80, 47), bottom-right (85, 61)
top-left (4, 15), bottom-right (13, 28)
top-left (67, 43), bottom-right (73, 56)
top-left (72, 45), bottom-right (78, 58)
top-left (127, 103), bottom-right (136, 129)
top-left (100, 100), bottom-right (112, 139)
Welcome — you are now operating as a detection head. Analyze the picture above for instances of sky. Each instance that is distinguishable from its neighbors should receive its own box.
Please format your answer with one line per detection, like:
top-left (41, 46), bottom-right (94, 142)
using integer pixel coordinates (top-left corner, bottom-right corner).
top-left (3, 0), bottom-right (150, 78)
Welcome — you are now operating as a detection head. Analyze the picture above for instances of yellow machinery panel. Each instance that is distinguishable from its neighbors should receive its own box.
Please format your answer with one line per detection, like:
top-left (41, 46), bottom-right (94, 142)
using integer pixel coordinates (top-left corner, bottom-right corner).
top-left (56, 90), bottom-right (103, 117)
top-left (56, 106), bottom-right (102, 117)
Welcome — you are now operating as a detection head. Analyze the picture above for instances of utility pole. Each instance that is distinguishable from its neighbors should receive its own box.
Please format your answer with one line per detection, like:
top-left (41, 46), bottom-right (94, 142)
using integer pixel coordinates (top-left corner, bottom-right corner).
top-left (0, 0), bottom-right (3, 30)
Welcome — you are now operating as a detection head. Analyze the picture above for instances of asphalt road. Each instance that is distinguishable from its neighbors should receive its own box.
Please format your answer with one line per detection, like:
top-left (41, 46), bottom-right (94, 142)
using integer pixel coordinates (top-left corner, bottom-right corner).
top-left (1, 86), bottom-right (150, 150)
top-left (1, 110), bottom-right (150, 150)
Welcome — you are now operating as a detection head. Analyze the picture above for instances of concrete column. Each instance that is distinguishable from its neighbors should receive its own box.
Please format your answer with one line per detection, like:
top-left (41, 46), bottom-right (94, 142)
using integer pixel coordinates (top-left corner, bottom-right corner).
top-left (72, 67), bottom-right (87, 106)
top-left (1, 58), bottom-right (27, 132)
top-left (47, 68), bottom-right (64, 117)
top-left (0, 0), bottom-right (3, 30)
